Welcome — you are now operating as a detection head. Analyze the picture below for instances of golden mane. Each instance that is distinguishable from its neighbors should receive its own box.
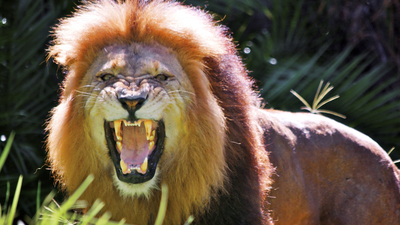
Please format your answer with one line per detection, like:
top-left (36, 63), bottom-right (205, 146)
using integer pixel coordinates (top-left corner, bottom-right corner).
top-left (47, 0), bottom-right (272, 224)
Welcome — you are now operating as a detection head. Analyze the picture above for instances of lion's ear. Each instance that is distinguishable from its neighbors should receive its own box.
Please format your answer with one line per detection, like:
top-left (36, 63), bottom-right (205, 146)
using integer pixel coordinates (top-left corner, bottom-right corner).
top-left (46, 51), bottom-right (62, 65)
top-left (46, 49), bottom-right (66, 67)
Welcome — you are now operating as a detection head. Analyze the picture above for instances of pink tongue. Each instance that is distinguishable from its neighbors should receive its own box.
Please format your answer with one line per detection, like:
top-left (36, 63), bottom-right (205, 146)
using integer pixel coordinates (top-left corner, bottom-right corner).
top-left (120, 125), bottom-right (149, 165)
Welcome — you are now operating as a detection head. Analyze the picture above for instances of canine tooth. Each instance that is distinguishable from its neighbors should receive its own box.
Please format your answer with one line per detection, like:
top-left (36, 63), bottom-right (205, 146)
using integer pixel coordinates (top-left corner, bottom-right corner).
top-left (149, 140), bottom-right (155, 150)
top-left (141, 157), bottom-right (148, 173)
top-left (144, 120), bottom-right (152, 140)
top-left (149, 130), bottom-right (155, 141)
top-left (116, 141), bottom-right (122, 152)
top-left (120, 160), bottom-right (128, 174)
top-left (114, 120), bottom-right (122, 141)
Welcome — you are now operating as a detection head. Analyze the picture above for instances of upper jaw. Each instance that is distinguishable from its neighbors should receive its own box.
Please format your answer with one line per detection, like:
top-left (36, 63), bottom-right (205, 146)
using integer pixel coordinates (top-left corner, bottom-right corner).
top-left (105, 118), bottom-right (165, 184)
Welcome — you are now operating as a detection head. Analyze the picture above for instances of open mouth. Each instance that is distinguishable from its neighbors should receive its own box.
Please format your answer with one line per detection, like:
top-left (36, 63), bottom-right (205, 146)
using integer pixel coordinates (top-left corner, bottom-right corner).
top-left (105, 119), bottom-right (165, 184)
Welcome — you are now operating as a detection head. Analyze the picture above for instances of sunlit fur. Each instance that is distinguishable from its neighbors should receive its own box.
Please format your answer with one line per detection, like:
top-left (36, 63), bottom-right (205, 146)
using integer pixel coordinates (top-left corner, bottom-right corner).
top-left (46, 0), bottom-right (272, 224)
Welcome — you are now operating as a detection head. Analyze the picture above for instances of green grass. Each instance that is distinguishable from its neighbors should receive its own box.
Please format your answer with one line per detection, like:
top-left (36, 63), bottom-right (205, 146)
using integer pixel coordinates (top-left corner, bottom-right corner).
top-left (0, 134), bottom-right (194, 225)
top-left (0, 135), bottom-right (125, 225)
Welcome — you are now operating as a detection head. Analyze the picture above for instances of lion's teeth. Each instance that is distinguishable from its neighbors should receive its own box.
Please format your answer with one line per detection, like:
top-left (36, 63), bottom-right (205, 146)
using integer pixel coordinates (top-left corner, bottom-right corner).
top-left (123, 120), bottom-right (132, 126)
top-left (120, 159), bottom-right (128, 174)
top-left (114, 120), bottom-right (122, 141)
top-left (140, 157), bottom-right (148, 173)
top-left (123, 120), bottom-right (142, 126)
top-left (149, 140), bottom-right (154, 150)
top-left (116, 141), bottom-right (122, 153)
top-left (144, 120), bottom-right (152, 140)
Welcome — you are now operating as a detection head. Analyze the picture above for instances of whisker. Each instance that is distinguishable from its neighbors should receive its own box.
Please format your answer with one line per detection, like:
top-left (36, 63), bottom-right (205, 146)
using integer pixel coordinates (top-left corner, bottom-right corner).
top-left (168, 90), bottom-right (195, 96)
top-left (167, 97), bottom-right (195, 104)
top-left (79, 84), bottom-right (97, 88)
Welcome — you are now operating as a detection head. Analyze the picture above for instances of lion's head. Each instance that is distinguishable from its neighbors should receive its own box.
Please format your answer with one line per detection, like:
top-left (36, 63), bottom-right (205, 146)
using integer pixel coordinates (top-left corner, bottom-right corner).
top-left (84, 42), bottom-right (200, 195)
top-left (47, 0), bottom-right (270, 224)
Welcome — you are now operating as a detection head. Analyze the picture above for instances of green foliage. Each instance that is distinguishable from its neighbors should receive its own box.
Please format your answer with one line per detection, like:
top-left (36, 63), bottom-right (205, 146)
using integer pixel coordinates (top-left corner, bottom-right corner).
top-left (1, 0), bottom-right (59, 175)
top-left (0, 0), bottom-right (78, 218)
top-left (0, 139), bottom-right (124, 224)
top-left (0, 132), bottom-right (20, 225)
top-left (2, 175), bottom-right (23, 225)
top-left (30, 175), bottom-right (128, 225)
top-left (0, 132), bottom-right (15, 172)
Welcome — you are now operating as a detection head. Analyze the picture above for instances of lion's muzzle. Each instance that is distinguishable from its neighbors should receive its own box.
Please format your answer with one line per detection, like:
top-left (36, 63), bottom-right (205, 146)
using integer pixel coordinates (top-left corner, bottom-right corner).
top-left (101, 75), bottom-right (167, 184)
top-left (117, 88), bottom-right (148, 121)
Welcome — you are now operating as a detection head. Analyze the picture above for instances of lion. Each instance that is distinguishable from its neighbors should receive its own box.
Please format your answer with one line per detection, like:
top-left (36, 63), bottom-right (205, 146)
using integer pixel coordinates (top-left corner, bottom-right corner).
top-left (46, 0), bottom-right (400, 224)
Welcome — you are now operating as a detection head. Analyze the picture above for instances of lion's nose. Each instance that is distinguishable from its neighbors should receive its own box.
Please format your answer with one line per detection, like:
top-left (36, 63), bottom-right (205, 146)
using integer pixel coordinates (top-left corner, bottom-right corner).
top-left (117, 91), bottom-right (147, 119)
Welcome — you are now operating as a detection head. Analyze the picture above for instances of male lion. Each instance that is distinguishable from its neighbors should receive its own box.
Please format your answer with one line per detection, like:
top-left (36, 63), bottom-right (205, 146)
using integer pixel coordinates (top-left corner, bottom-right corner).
top-left (46, 0), bottom-right (400, 224)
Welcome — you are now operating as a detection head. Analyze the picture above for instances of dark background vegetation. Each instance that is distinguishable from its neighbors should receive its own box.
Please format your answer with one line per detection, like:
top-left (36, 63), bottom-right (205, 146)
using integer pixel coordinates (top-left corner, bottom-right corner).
top-left (1, 0), bottom-right (399, 220)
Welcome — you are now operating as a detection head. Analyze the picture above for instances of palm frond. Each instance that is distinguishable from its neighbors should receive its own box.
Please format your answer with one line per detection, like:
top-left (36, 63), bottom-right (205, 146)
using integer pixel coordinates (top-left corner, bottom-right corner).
top-left (0, 0), bottom-right (77, 217)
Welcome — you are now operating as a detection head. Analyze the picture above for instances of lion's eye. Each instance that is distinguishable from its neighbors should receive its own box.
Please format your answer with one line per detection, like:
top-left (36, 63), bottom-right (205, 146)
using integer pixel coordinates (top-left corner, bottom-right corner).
top-left (155, 74), bottom-right (168, 81)
top-left (99, 73), bottom-right (114, 81)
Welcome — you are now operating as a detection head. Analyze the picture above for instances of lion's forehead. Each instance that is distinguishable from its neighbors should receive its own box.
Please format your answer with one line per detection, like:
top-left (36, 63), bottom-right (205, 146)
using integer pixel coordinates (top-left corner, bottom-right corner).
top-left (89, 43), bottom-right (185, 78)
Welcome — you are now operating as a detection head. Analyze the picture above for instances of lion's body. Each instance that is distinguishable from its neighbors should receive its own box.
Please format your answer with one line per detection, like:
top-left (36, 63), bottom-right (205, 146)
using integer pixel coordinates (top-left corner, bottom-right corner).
top-left (259, 109), bottom-right (400, 224)
top-left (46, 0), bottom-right (400, 224)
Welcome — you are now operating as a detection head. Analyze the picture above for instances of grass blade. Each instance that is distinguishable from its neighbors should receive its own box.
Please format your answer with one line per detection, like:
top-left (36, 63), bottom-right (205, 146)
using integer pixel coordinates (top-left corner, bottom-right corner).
top-left (7, 175), bottom-right (23, 225)
top-left (35, 181), bottom-right (41, 222)
top-left (49, 174), bottom-right (94, 225)
top-left (154, 183), bottom-right (169, 225)
top-left (0, 131), bottom-right (16, 172)
top-left (80, 199), bottom-right (105, 225)
top-left (184, 215), bottom-right (195, 225)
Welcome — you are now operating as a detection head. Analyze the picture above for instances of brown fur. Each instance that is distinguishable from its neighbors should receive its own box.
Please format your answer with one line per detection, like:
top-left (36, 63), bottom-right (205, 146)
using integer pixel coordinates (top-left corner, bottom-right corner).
top-left (259, 110), bottom-right (400, 224)
top-left (47, 0), bottom-right (400, 224)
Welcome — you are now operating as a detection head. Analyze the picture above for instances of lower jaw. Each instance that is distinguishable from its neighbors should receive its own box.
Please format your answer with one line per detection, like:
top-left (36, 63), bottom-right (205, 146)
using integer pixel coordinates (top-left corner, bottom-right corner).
top-left (112, 169), bottom-right (160, 198)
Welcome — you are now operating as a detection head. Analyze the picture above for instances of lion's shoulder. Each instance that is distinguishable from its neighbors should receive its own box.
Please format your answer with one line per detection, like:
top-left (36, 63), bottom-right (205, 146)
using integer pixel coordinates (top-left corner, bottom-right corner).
top-left (256, 108), bottom-right (398, 180)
